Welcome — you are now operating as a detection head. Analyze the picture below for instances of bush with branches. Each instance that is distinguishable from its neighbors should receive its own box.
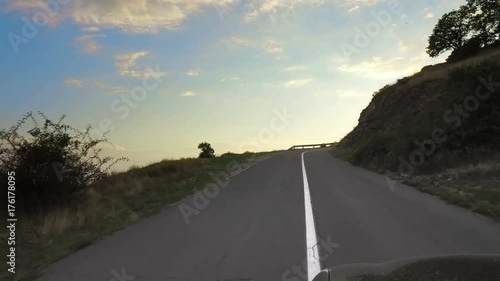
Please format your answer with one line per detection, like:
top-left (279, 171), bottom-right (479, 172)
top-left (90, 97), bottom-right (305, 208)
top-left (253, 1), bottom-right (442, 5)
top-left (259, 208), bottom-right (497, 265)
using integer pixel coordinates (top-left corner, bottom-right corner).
top-left (197, 142), bottom-right (215, 158)
top-left (0, 112), bottom-right (128, 213)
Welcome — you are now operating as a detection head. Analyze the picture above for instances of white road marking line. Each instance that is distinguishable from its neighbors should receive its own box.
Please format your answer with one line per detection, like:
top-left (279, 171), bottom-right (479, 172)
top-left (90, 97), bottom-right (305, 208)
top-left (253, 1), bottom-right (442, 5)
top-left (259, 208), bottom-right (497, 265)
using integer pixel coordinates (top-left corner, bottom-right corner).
top-left (301, 151), bottom-right (321, 281)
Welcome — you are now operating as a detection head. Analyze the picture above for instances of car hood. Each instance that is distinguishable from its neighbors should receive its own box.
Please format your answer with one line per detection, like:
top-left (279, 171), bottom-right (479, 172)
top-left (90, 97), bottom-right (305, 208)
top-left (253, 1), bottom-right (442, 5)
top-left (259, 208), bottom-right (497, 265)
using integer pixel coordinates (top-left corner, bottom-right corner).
top-left (313, 255), bottom-right (500, 281)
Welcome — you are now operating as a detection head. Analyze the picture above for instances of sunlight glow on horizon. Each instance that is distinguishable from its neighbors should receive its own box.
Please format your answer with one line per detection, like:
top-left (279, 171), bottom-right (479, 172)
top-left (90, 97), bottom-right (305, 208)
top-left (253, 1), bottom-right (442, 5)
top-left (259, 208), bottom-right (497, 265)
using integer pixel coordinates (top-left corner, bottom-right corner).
top-left (0, 0), bottom-right (461, 169)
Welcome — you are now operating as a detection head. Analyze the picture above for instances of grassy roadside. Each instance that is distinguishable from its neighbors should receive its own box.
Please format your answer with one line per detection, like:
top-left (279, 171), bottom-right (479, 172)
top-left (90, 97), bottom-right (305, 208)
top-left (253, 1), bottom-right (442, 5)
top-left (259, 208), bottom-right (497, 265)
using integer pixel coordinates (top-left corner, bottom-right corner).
top-left (0, 151), bottom-right (275, 281)
top-left (397, 162), bottom-right (500, 219)
top-left (331, 147), bottom-right (500, 220)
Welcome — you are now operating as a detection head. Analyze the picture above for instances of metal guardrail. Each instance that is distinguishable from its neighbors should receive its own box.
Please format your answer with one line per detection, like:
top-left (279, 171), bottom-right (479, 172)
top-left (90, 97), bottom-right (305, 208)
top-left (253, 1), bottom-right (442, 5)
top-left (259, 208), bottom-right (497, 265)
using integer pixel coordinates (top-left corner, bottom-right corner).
top-left (288, 142), bottom-right (337, 150)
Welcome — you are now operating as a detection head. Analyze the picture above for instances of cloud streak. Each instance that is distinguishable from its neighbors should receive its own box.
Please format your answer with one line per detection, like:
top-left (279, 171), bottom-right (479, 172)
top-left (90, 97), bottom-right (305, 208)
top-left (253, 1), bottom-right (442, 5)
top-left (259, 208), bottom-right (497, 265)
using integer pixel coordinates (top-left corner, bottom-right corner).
top-left (64, 78), bottom-right (128, 94)
top-left (223, 37), bottom-right (287, 59)
top-left (8, 0), bottom-right (239, 33)
top-left (337, 55), bottom-right (434, 80)
top-left (114, 51), bottom-right (168, 79)
top-left (283, 65), bottom-right (308, 72)
top-left (186, 69), bottom-right (201, 76)
top-left (182, 91), bottom-right (196, 97)
top-left (76, 34), bottom-right (105, 53)
top-left (284, 78), bottom-right (312, 88)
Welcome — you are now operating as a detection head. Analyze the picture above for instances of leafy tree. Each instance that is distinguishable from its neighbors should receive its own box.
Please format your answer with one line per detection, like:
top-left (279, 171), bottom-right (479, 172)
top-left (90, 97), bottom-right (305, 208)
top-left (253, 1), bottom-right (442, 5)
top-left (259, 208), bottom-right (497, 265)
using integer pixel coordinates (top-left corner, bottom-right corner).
top-left (198, 142), bottom-right (215, 158)
top-left (427, 0), bottom-right (499, 59)
top-left (466, 0), bottom-right (500, 44)
top-left (427, 6), bottom-right (472, 57)
top-left (0, 112), bottom-right (128, 213)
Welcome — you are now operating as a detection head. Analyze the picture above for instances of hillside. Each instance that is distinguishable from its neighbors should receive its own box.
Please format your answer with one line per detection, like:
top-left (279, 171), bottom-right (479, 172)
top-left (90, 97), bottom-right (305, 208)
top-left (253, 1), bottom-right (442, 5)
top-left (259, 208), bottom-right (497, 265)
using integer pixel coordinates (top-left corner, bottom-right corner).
top-left (332, 45), bottom-right (500, 218)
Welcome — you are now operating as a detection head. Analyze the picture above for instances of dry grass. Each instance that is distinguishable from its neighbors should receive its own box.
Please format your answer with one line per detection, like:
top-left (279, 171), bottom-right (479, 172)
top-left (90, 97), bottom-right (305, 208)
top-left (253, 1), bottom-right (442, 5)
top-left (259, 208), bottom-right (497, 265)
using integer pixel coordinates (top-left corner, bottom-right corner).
top-left (404, 168), bottom-right (500, 218)
top-left (409, 47), bottom-right (500, 86)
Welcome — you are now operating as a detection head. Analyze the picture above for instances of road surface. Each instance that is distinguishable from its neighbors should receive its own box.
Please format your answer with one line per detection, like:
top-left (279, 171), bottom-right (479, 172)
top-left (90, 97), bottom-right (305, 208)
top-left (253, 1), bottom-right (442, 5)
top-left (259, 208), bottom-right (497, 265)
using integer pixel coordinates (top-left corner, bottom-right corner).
top-left (37, 149), bottom-right (500, 281)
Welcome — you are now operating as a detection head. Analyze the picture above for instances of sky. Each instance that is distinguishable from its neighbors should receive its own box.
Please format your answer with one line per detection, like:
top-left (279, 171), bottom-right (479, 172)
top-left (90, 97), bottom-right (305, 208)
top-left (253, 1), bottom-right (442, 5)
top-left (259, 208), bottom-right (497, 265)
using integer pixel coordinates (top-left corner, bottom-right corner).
top-left (0, 0), bottom-right (465, 171)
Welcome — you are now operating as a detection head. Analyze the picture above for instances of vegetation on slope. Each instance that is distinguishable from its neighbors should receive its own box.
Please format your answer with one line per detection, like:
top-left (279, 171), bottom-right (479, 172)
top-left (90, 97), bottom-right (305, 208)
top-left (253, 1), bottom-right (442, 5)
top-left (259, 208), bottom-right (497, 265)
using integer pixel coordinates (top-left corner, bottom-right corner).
top-left (332, 47), bottom-right (500, 219)
top-left (332, 0), bottom-right (500, 218)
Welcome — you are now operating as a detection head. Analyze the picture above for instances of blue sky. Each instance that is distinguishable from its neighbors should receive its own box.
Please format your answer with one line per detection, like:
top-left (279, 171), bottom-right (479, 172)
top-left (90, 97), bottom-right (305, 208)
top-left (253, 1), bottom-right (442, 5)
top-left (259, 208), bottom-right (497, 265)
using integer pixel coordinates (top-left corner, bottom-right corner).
top-left (0, 0), bottom-right (465, 170)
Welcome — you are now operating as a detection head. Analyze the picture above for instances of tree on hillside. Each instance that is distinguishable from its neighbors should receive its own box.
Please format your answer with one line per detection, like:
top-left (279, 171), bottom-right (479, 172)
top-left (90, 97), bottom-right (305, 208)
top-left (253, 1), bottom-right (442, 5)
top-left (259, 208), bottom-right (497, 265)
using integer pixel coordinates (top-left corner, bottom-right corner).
top-left (427, 0), bottom-right (499, 60)
top-left (198, 142), bottom-right (215, 158)
top-left (467, 0), bottom-right (500, 44)
top-left (426, 7), bottom-right (472, 57)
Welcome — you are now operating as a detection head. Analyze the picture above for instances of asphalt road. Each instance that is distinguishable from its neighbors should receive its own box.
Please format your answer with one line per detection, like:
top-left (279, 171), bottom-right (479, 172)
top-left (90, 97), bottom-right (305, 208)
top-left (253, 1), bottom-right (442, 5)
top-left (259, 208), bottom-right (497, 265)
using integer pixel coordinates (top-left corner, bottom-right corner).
top-left (36, 149), bottom-right (500, 281)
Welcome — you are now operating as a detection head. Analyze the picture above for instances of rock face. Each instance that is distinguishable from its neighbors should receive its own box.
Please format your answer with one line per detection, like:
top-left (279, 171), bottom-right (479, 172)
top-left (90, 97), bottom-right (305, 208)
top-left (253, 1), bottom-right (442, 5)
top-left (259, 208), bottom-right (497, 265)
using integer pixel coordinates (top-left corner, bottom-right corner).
top-left (335, 46), bottom-right (500, 173)
top-left (340, 79), bottom-right (449, 148)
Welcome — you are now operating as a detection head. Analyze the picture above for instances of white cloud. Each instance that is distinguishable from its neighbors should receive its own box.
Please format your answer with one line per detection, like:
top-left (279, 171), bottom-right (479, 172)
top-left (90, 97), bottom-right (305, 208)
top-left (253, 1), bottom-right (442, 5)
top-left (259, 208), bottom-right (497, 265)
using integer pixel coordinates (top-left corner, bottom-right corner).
top-left (115, 51), bottom-right (147, 77)
top-left (243, 0), bottom-right (324, 22)
top-left (182, 91), bottom-right (196, 97)
top-left (398, 40), bottom-right (415, 53)
top-left (244, 0), bottom-right (379, 21)
top-left (423, 7), bottom-right (434, 19)
top-left (337, 55), bottom-right (431, 80)
top-left (348, 6), bottom-right (360, 12)
top-left (262, 39), bottom-right (287, 59)
top-left (223, 37), bottom-right (287, 59)
top-left (339, 0), bottom-right (380, 8)
top-left (64, 78), bottom-right (128, 94)
top-left (284, 78), bottom-right (312, 88)
top-left (283, 65), bottom-right (307, 72)
top-left (7, 0), bottom-right (48, 10)
top-left (7, 0), bottom-right (383, 32)
top-left (114, 51), bottom-right (168, 79)
top-left (76, 34), bottom-right (105, 53)
top-left (186, 69), bottom-right (201, 76)
top-left (83, 26), bottom-right (100, 32)
top-left (424, 12), bottom-right (434, 19)
top-left (221, 77), bottom-right (241, 82)
top-left (6, 0), bottom-right (62, 26)
top-left (223, 37), bottom-right (256, 47)
top-left (64, 78), bottom-right (85, 87)
top-left (7, 0), bottom-right (239, 33)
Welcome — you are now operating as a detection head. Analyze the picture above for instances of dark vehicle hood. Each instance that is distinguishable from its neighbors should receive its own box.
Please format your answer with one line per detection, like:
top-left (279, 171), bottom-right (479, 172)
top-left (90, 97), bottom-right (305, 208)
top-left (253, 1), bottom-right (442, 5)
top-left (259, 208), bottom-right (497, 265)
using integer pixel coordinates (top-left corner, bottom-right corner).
top-left (313, 255), bottom-right (500, 281)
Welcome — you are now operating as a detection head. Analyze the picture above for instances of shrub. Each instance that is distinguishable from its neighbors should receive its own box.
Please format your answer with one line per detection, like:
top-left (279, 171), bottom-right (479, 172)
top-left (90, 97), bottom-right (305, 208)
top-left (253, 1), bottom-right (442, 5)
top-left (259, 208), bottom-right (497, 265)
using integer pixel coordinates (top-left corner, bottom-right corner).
top-left (0, 112), bottom-right (128, 214)
top-left (372, 84), bottom-right (392, 97)
top-left (197, 142), bottom-right (215, 158)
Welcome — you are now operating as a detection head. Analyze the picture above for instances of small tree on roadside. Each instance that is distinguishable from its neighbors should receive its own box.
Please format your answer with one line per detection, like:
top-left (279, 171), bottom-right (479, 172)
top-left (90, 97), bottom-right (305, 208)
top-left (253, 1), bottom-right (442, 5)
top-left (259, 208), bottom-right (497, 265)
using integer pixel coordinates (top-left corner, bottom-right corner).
top-left (0, 112), bottom-right (128, 213)
top-left (198, 142), bottom-right (215, 158)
